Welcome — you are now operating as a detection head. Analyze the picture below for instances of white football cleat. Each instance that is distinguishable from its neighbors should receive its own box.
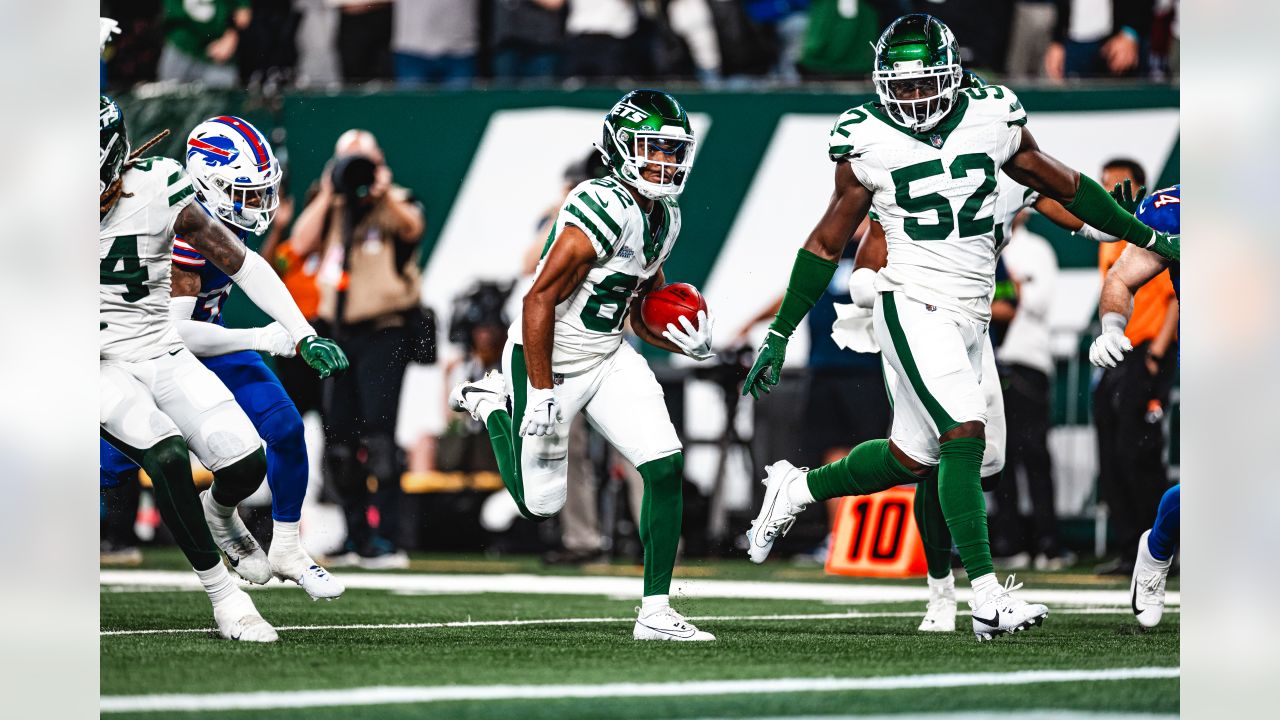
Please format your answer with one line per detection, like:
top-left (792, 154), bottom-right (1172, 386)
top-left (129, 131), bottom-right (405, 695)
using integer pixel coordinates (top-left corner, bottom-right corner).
top-left (742, 458), bottom-right (808, 561)
top-left (212, 588), bottom-right (278, 643)
top-left (200, 490), bottom-right (271, 584)
top-left (746, 460), bottom-right (808, 564)
top-left (633, 606), bottom-right (716, 641)
top-left (918, 573), bottom-right (957, 632)
top-left (270, 546), bottom-right (345, 600)
top-left (970, 575), bottom-right (1049, 641)
top-left (1131, 529), bottom-right (1172, 628)
top-left (449, 371), bottom-right (508, 421)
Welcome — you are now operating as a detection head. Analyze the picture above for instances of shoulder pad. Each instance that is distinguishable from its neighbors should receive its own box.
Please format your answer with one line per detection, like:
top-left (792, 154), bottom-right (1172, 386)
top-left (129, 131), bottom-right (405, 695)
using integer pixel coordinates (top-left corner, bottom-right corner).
top-left (132, 156), bottom-right (195, 209)
top-left (561, 178), bottom-right (632, 259)
top-left (828, 104), bottom-right (875, 161)
top-left (962, 85), bottom-right (1026, 128)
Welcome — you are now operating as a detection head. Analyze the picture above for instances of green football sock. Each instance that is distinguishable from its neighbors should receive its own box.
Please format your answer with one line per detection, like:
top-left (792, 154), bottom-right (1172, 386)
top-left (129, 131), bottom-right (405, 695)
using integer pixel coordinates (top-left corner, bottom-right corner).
top-left (913, 473), bottom-right (954, 580)
top-left (806, 439), bottom-right (918, 502)
top-left (139, 436), bottom-right (221, 571)
top-left (638, 453), bottom-right (684, 597)
top-left (485, 343), bottom-right (542, 522)
top-left (484, 409), bottom-right (540, 522)
top-left (936, 437), bottom-right (992, 580)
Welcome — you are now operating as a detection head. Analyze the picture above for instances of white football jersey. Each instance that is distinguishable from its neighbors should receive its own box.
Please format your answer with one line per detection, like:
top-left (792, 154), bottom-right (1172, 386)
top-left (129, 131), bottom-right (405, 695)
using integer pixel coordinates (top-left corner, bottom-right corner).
top-left (994, 171), bottom-right (1039, 255)
top-left (510, 175), bottom-right (681, 373)
top-left (830, 85), bottom-right (1028, 321)
top-left (99, 157), bottom-right (195, 361)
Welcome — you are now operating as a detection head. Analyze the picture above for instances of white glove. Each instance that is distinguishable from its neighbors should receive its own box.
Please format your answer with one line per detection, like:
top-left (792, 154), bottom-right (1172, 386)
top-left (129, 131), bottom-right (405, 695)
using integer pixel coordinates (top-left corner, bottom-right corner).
top-left (253, 322), bottom-right (297, 358)
top-left (99, 17), bottom-right (121, 52)
top-left (1089, 313), bottom-right (1133, 368)
top-left (662, 310), bottom-right (715, 361)
top-left (848, 267), bottom-right (878, 309)
top-left (519, 386), bottom-right (561, 437)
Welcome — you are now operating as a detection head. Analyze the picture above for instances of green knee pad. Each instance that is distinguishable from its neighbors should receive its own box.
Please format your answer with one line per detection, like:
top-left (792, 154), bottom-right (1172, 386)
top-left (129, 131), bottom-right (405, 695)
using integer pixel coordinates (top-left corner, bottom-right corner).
top-left (210, 448), bottom-right (267, 508)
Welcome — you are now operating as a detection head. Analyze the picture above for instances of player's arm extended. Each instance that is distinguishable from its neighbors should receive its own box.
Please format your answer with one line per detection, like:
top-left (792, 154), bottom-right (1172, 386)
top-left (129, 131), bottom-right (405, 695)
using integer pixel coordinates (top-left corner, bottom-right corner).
top-left (1002, 127), bottom-right (1176, 259)
top-left (174, 203), bottom-right (348, 377)
top-left (1031, 196), bottom-right (1119, 243)
top-left (166, 265), bottom-right (295, 358)
top-left (174, 203), bottom-right (315, 345)
top-left (627, 267), bottom-right (685, 355)
top-left (1099, 244), bottom-right (1169, 323)
top-left (743, 162), bottom-right (872, 398)
top-left (1090, 244), bottom-right (1169, 368)
top-left (522, 225), bottom-right (596, 389)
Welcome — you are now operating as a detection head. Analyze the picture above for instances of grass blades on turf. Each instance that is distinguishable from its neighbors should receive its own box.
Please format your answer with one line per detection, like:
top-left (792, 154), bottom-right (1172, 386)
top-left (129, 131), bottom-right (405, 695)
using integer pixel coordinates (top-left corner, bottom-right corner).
top-left (102, 557), bottom-right (1178, 719)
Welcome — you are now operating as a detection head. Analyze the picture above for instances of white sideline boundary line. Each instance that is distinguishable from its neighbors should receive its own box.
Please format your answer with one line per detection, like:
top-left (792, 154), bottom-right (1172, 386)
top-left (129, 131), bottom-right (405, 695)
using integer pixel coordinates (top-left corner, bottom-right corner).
top-left (99, 570), bottom-right (1180, 607)
top-left (100, 607), bottom-right (1178, 637)
top-left (99, 667), bottom-right (1180, 713)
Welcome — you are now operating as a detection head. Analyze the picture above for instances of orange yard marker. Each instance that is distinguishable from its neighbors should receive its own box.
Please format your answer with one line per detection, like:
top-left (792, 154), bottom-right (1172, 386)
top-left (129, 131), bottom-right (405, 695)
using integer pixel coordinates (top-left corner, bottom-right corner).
top-left (825, 486), bottom-right (928, 578)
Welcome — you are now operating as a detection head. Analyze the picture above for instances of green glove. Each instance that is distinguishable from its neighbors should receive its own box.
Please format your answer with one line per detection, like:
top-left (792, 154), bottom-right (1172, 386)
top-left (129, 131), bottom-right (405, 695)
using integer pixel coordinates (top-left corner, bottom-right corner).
top-left (298, 336), bottom-right (349, 379)
top-left (1109, 179), bottom-right (1147, 214)
top-left (742, 331), bottom-right (788, 400)
top-left (1148, 232), bottom-right (1180, 262)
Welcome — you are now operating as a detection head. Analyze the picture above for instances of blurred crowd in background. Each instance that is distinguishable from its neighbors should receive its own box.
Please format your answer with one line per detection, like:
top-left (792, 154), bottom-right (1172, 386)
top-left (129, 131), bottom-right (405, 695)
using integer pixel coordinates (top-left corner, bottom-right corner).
top-left (101, 0), bottom-right (1180, 93)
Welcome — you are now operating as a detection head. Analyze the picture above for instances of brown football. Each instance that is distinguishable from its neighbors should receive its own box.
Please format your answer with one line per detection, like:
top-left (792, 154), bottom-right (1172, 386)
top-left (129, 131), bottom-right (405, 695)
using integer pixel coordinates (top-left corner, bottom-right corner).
top-left (640, 282), bottom-right (708, 336)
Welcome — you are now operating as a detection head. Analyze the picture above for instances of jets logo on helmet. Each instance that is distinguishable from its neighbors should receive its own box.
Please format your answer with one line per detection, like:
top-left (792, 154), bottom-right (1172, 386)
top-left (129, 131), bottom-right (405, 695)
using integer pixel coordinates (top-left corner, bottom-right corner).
top-left (872, 14), bottom-right (964, 133)
top-left (100, 95), bottom-right (130, 195)
top-left (596, 90), bottom-right (696, 200)
top-left (185, 115), bottom-right (281, 234)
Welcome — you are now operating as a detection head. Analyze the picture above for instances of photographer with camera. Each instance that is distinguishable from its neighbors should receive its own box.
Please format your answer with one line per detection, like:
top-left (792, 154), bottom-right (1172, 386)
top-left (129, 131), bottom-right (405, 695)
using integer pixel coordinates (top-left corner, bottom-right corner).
top-left (290, 129), bottom-right (428, 569)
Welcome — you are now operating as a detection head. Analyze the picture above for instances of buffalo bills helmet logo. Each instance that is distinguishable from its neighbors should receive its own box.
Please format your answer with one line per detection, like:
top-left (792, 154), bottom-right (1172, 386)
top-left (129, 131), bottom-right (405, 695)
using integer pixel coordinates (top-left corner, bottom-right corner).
top-left (187, 135), bottom-right (240, 167)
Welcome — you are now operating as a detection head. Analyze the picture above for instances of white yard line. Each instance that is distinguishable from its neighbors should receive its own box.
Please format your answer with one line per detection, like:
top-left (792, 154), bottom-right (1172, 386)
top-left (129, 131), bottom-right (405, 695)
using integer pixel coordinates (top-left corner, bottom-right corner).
top-left (99, 569), bottom-right (1180, 607)
top-left (99, 667), bottom-right (1180, 713)
top-left (100, 607), bottom-right (1178, 637)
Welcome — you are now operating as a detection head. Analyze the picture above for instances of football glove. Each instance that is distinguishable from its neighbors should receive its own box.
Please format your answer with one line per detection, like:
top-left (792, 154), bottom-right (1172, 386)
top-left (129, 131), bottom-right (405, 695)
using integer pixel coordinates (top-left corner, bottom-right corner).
top-left (742, 330), bottom-right (788, 399)
top-left (519, 386), bottom-right (561, 437)
top-left (299, 336), bottom-right (349, 378)
top-left (1089, 313), bottom-right (1133, 368)
top-left (253, 322), bottom-right (297, 358)
top-left (1146, 231), bottom-right (1180, 262)
top-left (1109, 179), bottom-right (1147, 214)
top-left (662, 310), bottom-right (715, 361)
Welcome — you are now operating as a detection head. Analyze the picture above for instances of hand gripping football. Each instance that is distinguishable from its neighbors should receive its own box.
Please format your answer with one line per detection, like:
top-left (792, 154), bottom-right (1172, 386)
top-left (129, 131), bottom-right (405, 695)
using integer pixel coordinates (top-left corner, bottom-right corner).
top-left (640, 282), bottom-right (708, 336)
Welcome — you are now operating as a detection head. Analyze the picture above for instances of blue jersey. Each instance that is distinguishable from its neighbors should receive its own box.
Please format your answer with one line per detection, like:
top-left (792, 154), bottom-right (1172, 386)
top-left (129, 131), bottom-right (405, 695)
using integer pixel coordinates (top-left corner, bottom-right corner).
top-left (171, 224), bottom-right (249, 325)
top-left (1135, 184), bottom-right (1180, 300)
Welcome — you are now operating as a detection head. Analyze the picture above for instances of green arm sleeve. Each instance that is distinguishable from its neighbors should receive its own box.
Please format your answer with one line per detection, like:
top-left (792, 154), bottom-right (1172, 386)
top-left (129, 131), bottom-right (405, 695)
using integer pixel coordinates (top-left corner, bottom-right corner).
top-left (769, 249), bottom-right (839, 337)
top-left (1064, 174), bottom-right (1156, 247)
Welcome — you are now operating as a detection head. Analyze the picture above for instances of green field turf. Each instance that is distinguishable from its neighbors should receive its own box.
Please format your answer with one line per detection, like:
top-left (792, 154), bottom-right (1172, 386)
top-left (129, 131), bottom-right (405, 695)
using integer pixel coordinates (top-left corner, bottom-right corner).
top-left (100, 551), bottom-right (1179, 719)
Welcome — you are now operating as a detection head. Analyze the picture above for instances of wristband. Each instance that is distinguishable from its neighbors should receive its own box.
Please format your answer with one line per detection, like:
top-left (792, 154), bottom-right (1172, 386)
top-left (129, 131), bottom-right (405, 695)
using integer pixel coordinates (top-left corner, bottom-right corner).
top-left (769, 249), bottom-right (838, 337)
top-left (1101, 312), bottom-right (1128, 335)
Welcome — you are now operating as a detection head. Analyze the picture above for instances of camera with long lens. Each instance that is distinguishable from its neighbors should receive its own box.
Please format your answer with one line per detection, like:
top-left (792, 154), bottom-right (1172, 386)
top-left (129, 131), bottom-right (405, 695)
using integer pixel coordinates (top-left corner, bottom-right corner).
top-left (330, 155), bottom-right (377, 201)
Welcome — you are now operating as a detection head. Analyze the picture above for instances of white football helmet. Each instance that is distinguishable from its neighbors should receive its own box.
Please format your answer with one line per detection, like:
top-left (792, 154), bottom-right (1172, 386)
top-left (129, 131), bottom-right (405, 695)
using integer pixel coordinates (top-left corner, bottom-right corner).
top-left (185, 116), bottom-right (282, 234)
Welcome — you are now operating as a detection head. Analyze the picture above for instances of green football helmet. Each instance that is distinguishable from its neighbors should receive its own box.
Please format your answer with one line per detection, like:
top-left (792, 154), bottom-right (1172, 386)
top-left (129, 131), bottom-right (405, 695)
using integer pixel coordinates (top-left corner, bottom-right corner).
top-left (872, 14), bottom-right (963, 133)
top-left (100, 95), bottom-right (129, 195)
top-left (596, 90), bottom-right (696, 200)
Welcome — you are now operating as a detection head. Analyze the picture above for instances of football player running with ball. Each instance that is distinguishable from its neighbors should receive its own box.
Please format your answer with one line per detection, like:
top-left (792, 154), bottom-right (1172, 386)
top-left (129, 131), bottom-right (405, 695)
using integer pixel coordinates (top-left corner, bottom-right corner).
top-left (99, 97), bottom-right (346, 641)
top-left (451, 91), bottom-right (717, 641)
top-left (742, 14), bottom-right (1179, 641)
